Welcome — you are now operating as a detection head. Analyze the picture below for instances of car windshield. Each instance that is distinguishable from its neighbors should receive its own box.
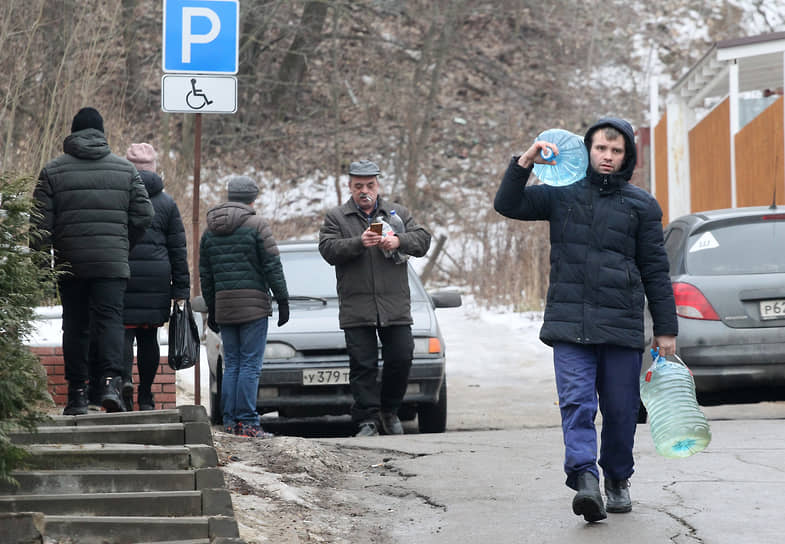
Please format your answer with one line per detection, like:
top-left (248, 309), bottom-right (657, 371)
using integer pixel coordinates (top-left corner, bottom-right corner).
top-left (685, 219), bottom-right (785, 275)
top-left (279, 249), bottom-right (428, 301)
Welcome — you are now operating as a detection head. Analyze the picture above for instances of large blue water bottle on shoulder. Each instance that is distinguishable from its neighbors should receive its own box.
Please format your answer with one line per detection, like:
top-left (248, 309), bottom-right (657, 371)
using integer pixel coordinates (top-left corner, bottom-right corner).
top-left (639, 348), bottom-right (712, 458)
top-left (532, 128), bottom-right (589, 187)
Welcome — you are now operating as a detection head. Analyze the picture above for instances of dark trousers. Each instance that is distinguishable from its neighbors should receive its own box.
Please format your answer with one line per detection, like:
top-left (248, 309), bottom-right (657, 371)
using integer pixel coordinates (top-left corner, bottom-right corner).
top-left (59, 277), bottom-right (127, 386)
top-left (344, 325), bottom-right (414, 424)
top-left (552, 342), bottom-right (642, 490)
top-left (123, 327), bottom-right (161, 395)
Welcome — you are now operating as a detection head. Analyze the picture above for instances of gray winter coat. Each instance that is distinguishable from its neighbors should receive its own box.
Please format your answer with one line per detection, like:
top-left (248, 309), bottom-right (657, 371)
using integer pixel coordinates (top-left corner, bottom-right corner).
top-left (32, 129), bottom-right (154, 278)
top-left (318, 196), bottom-right (431, 329)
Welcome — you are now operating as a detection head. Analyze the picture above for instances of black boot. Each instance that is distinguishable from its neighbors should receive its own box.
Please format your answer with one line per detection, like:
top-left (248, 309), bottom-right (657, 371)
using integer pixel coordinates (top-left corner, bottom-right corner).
top-left (605, 479), bottom-right (632, 513)
top-left (572, 472), bottom-right (607, 522)
top-left (63, 386), bottom-right (88, 416)
top-left (101, 376), bottom-right (126, 413)
top-left (121, 379), bottom-right (134, 412)
top-left (138, 388), bottom-right (155, 411)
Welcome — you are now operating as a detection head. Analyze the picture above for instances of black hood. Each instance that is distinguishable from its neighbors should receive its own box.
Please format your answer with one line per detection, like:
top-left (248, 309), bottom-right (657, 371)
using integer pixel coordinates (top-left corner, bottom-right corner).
top-left (139, 170), bottom-right (164, 197)
top-left (583, 117), bottom-right (637, 191)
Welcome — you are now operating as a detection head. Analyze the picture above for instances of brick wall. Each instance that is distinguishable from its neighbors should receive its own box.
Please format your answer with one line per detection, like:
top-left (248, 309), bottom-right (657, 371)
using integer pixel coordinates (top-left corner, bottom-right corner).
top-left (31, 347), bottom-right (177, 410)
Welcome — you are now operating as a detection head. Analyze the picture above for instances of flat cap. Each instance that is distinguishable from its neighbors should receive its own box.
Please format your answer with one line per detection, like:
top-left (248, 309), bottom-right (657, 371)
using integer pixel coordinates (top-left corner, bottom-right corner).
top-left (348, 160), bottom-right (381, 177)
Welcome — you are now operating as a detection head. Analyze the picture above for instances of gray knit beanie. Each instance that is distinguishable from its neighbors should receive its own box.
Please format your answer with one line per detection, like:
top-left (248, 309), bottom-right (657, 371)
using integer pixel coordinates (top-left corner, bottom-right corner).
top-left (227, 175), bottom-right (259, 204)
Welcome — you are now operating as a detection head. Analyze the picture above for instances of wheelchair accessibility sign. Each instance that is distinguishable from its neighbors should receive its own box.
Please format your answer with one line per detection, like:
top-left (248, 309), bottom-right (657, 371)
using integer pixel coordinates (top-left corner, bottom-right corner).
top-left (163, 0), bottom-right (239, 74)
top-left (161, 75), bottom-right (237, 113)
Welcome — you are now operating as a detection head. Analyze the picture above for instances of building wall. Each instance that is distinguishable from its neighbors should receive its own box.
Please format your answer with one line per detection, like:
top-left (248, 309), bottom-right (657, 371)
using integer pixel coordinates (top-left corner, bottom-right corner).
top-left (735, 96), bottom-right (785, 207)
top-left (689, 99), bottom-right (732, 212)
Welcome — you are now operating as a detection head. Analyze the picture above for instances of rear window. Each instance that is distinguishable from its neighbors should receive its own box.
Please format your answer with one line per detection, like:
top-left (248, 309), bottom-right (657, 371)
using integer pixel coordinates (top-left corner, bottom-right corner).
top-left (685, 219), bottom-right (785, 275)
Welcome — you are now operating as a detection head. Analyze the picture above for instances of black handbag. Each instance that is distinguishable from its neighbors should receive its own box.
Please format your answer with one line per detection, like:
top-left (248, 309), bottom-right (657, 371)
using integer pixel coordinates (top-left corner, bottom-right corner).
top-left (168, 300), bottom-right (200, 371)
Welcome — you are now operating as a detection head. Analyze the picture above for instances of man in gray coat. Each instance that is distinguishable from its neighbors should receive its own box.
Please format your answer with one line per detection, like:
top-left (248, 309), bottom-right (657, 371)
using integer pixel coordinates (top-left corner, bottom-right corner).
top-left (32, 107), bottom-right (154, 414)
top-left (319, 160), bottom-right (431, 436)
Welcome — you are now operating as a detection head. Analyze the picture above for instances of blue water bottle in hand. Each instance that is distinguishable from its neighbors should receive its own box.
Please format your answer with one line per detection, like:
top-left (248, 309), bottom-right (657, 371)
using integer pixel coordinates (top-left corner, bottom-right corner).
top-left (532, 128), bottom-right (588, 187)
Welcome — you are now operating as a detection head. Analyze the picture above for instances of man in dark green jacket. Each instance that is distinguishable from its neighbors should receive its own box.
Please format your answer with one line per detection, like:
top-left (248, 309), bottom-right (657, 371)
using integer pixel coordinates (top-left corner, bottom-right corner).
top-left (319, 160), bottom-right (431, 437)
top-left (199, 176), bottom-right (289, 438)
top-left (32, 107), bottom-right (154, 415)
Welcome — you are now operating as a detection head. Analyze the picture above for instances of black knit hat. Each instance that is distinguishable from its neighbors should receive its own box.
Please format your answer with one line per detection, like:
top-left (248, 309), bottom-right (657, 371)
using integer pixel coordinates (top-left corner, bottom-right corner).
top-left (71, 107), bottom-right (104, 133)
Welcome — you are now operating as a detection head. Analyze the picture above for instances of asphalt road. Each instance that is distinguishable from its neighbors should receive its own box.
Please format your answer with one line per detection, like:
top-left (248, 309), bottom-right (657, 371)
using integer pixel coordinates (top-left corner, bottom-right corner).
top-left (306, 307), bottom-right (785, 543)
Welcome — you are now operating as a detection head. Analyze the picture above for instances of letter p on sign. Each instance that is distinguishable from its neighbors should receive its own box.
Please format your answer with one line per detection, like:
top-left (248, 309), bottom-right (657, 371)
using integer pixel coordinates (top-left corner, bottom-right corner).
top-left (182, 8), bottom-right (220, 63)
top-left (163, 0), bottom-right (239, 74)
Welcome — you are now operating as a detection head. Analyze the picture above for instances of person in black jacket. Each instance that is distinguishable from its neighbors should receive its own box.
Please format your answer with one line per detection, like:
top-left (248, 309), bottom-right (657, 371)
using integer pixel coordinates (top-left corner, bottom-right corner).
top-left (32, 107), bottom-right (154, 415)
top-left (121, 143), bottom-right (190, 411)
top-left (494, 118), bottom-right (677, 522)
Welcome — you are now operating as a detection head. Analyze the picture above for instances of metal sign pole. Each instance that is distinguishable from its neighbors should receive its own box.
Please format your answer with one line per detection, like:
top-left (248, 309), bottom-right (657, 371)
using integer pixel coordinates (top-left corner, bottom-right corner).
top-left (192, 112), bottom-right (202, 406)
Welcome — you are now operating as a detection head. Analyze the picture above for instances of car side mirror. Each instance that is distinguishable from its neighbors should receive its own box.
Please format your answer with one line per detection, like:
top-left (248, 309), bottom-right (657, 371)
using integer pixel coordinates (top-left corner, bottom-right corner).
top-left (430, 291), bottom-right (462, 308)
top-left (191, 295), bottom-right (208, 313)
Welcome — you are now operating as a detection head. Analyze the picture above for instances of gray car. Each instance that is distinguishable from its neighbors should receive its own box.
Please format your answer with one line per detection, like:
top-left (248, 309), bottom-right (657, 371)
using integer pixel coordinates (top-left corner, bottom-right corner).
top-left (192, 240), bottom-right (461, 433)
top-left (661, 205), bottom-right (785, 401)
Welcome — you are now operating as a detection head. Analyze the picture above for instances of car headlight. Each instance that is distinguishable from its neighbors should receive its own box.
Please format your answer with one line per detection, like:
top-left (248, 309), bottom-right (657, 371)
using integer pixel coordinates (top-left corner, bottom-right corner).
top-left (414, 337), bottom-right (442, 355)
top-left (264, 342), bottom-right (296, 359)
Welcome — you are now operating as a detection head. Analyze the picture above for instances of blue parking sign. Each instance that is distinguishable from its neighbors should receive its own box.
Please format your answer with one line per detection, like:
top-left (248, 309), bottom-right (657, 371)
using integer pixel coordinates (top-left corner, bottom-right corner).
top-left (163, 0), bottom-right (239, 74)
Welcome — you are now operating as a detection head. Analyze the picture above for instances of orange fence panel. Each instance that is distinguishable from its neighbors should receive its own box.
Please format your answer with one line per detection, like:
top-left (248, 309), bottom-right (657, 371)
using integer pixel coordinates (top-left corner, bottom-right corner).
top-left (735, 96), bottom-right (784, 207)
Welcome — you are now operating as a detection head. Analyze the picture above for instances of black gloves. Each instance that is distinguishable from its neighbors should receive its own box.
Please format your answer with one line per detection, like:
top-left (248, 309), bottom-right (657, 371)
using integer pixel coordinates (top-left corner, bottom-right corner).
top-left (277, 300), bottom-right (290, 327)
top-left (207, 302), bottom-right (220, 333)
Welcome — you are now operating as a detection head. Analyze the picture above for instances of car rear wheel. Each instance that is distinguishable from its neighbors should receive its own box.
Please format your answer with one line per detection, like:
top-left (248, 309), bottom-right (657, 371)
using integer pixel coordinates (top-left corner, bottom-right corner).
top-left (210, 358), bottom-right (223, 426)
top-left (418, 380), bottom-right (447, 433)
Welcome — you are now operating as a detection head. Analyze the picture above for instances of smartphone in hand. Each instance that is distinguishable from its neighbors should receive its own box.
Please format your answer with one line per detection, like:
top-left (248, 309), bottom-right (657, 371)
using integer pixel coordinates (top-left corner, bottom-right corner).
top-left (370, 222), bottom-right (383, 235)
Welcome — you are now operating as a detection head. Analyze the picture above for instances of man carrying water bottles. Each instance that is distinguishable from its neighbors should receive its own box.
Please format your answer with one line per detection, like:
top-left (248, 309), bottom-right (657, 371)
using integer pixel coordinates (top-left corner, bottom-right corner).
top-left (493, 117), bottom-right (678, 522)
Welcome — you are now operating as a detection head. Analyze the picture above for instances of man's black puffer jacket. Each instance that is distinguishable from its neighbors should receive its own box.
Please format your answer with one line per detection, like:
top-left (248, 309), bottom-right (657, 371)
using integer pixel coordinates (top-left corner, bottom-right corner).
top-left (32, 128), bottom-right (154, 279)
top-left (494, 117), bottom-right (677, 349)
top-left (124, 170), bottom-right (190, 326)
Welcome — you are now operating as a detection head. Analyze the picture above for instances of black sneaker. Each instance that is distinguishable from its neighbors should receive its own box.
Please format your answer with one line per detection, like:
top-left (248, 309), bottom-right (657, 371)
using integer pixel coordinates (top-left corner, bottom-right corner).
top-left (605, 479), bottom-right (632, 513)
top-left (101, 376), bottom-right (126, 413)
top-left (380, 412), bottom-right (403, 435)
top-left (122, 380), bottom-right (134, 412)
top-left (355, 421), bottom-right (379, 437)
top-left (63, 387), bottom-right (88, 416)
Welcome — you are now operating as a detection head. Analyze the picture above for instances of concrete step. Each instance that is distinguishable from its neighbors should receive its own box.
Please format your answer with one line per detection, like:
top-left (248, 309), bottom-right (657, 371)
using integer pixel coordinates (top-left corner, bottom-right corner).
top-left (47, 409), bottom-right (184, 427)
top-left (0, 468), bottom-right (224, 495)
top-left (0, 488), bottom-right (234, 517)
top-left (5, 404), bottom-right (245, 543)
top-left (22, 443), bottom-right (218, 470)
top-left (9, 420), bottom-right (213, 446)
top-left (43, 515), bottom-right (240, 543)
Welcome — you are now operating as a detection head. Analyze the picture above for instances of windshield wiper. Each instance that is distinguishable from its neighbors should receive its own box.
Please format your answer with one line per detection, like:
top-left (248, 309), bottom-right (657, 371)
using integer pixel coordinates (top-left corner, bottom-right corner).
top-left (286, 296), bottom-right (328, 305)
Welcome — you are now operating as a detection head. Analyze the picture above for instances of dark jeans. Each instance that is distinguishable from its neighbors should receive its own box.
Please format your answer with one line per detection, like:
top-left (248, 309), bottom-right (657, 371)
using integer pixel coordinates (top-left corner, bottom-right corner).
top-left (552, 342), bottom-right (643, 490)
top-left (344, 325), bottom-right (414, 424)
top-left (59, 277), bottom-right (127, 386)
top-left (123, 327), bottom-right (161, 395)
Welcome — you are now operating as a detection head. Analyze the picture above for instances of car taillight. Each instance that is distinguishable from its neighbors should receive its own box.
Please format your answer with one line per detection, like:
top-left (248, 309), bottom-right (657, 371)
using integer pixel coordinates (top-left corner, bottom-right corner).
top-left (672, 282), bottom-right (720, 320)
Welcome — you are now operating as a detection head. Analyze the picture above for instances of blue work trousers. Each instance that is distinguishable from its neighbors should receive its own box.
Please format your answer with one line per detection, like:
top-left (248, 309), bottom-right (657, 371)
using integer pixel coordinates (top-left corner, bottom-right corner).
top-left (552, 342), bottom-right (642, 490)
top-left (220, 317), bottom-right (269, 427)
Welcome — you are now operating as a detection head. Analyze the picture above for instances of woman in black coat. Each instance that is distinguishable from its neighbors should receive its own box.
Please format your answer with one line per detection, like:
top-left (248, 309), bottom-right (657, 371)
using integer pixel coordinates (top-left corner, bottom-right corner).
top-left (123, 143), bottom-right (190, 410)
